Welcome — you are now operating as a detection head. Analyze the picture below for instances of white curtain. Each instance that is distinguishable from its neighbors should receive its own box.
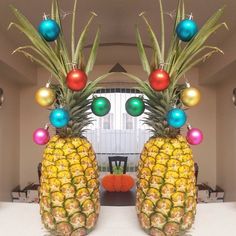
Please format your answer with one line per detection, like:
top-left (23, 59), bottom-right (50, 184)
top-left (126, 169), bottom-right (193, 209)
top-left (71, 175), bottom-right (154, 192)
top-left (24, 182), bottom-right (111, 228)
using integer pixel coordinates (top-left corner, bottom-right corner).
top-left (85, 88), bottom-right (151, 172)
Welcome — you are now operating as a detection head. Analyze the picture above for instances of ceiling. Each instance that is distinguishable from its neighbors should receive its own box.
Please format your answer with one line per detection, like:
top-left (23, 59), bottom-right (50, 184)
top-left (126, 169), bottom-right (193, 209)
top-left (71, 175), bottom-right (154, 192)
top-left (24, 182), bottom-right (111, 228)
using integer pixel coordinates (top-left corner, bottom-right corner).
top-left (0, 0), bottom-right (235, 65)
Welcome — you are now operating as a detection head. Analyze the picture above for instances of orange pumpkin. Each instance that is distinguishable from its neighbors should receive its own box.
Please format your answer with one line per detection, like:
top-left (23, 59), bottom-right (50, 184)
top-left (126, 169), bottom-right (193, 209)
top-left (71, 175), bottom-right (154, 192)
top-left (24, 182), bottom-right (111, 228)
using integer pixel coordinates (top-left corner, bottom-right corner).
top-left (102, 174), bottom-right (135, 192)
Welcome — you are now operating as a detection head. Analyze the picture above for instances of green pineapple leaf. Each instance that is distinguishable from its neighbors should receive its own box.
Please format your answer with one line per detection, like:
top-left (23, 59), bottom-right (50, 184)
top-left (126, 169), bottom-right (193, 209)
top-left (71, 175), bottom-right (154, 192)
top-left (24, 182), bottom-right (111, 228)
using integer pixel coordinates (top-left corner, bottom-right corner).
top-left (51, 0), bottom-right (71, 73)
top-left (136, 25), bottom-right (151, 75)
top-left (10, 1), bottom-right (111, 138)
top-left (73, 11), bottom-right (97, 66)
top-left (71, 0), bottom-right (78, 57)
top-left (139, 12), bottom-right (162, 65)
top-left (125, 0), bottom-right (226, 138)
top-left (85, 27), bottom-right (101, 75)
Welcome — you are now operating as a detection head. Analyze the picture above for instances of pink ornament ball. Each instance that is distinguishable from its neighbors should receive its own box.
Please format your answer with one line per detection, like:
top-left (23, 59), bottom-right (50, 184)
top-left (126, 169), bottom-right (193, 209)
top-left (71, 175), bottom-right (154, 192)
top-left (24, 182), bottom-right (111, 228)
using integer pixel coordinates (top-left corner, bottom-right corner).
top-left (33, 128), bottom-right (50, 145)
top-left (186, 128), bottom-right (203, 145)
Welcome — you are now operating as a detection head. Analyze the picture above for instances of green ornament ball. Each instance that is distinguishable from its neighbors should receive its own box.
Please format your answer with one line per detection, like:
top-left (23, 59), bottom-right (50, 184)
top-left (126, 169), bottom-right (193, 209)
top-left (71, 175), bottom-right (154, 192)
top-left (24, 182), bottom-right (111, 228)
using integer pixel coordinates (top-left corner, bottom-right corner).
top-left (91, 97), bottom-right (111, 117)
top-left (125, 97), bottom-right (145, 117)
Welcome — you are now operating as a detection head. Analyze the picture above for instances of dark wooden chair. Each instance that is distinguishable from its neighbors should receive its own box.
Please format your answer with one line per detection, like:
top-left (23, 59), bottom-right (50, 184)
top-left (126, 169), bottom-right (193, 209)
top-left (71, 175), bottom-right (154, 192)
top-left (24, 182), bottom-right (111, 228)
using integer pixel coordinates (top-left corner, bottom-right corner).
top-left (194, 162), bottom-right (199, 184)
top-left (38, 163), bottom-right (42, 184)
top-left (108, 156), bottom-right (128, 174)
top-left (101, 156), bottom-right (136, 206)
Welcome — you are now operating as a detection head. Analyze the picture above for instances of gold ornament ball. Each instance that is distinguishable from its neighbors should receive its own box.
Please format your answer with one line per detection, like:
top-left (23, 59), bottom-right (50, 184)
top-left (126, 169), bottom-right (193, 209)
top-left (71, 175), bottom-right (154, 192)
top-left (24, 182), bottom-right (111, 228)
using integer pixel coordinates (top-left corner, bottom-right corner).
top-left (35, 87), bottom-right (56, 107)
top-left (181, 87), bottom-right (201, 107)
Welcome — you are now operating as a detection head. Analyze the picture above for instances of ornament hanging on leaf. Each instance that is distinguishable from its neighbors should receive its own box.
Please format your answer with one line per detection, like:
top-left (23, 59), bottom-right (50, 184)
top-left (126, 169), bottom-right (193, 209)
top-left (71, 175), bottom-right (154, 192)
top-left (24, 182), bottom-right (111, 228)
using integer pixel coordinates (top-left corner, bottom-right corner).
top-left (176, 13), bottom-right (198, 42)
top-left (66, 66), bottom-right (88, 91)
top-left (186, 125), bottom-right (203, 145)
top-left (149, 64), bottom-right (170, 91)
top-left (35, 82), bottom-right (56, 107)
top-left (38, 14), bottom-right (60, 42)
top-left (167, 108), bottom-right (187, 128)
top-left (125, 97), bottom-right (145, 117)
top-left (91, 97), bottom-right (111, 117)
top-left (181, 82), bottom-right (201, 107)
top-left (49, 108), bottom-right (69, 128)
top-left (33, 124), bottom-right (50, 145)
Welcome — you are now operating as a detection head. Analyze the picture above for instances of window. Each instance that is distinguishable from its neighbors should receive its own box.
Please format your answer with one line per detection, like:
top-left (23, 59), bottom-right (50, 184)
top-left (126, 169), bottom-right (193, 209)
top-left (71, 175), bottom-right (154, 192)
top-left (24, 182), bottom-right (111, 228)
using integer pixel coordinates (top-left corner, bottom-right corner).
top-left (123, 113), bottom-right (134, 130)
top-left (100, 113), bottom-right (113, 130)
top-left (85, 88), bottom-right (151, 171)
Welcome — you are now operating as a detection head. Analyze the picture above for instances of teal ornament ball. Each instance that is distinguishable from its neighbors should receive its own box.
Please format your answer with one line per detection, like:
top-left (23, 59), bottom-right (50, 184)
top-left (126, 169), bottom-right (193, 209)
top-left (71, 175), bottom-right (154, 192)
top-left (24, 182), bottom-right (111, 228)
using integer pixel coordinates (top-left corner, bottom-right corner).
top-left (176, 19), bottom-right (198, 42)
top-left (125, 97), bottom-right (145, 117)
top-left (38, 19), bottom-right (60, 42)
top-left (91, 97), bottom-right (111, 117)
top-left (49, 108), bottom-right (69, 128)
top-left (167, 108), bottom-right (187, 128)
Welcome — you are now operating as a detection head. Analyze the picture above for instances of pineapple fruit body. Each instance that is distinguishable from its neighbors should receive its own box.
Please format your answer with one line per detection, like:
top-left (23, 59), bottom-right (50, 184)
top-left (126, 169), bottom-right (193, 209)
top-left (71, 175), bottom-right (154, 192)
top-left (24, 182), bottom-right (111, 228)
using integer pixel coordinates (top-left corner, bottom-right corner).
top-left (136, 136), bottom-right (196, 236)
top-left (40, 135), bottom-right (100, 236)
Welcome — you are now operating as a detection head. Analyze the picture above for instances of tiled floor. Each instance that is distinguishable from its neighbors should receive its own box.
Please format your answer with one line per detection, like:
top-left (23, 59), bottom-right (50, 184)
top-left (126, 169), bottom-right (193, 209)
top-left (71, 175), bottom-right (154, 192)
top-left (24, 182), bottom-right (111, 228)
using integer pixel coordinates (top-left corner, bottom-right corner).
top-left (100, 187), bottom-right (136, 206)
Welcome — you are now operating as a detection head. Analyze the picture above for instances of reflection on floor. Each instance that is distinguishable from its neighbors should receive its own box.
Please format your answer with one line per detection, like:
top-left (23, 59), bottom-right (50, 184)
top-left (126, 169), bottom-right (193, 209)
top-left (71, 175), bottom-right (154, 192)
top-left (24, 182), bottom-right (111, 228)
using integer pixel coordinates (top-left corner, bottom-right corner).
top-left (100, 186), bottom-right (136, 206)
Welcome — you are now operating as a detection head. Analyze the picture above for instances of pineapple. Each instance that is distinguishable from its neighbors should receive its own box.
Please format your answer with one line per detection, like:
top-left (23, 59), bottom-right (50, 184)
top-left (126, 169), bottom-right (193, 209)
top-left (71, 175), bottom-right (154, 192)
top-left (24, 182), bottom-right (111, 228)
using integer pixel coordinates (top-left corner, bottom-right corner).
top-left (40, 135), bottom-right (100, 235)
top-left (10, 0), bottom-right (111, 235)
top-left (125, 0), bottom-right (226, 235)
top-left (136, 136), bottom-right (196, 235)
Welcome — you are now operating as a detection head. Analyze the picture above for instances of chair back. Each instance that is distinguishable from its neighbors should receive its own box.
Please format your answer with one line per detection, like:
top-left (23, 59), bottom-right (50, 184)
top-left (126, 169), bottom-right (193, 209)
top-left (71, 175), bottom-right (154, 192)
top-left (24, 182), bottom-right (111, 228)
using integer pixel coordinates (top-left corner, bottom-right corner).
top-left (38, 163), bottom-right (42, 183)
top-left (108, 156), bottom-right (128, 174)
top-left (194, 162), bottom-right (199, 183)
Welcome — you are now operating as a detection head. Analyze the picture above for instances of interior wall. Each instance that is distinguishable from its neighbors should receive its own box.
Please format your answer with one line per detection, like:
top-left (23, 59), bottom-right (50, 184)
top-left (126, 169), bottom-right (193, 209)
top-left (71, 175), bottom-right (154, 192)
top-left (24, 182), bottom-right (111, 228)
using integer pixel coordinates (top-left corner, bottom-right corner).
top-left (0, 76), bottom-right (20, 201)
top-left (19, 65), bottom-right (217, 188)
top-left (184, 70), bottom-right (217, 188)
top-left (19, 69), bottom-right (49, 188)
top-left (216, 76), bottom-right (236, 201)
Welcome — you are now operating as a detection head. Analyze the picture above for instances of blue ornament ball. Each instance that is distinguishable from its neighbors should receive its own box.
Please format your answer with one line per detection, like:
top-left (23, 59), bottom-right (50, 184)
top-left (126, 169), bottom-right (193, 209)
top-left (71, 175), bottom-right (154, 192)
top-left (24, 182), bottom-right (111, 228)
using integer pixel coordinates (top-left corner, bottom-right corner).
top-left (176, 19), bottom-right (198, 42)
top-left (167, 108), bottom-right (187, 128)
top-left (49, 108), bottom-right (69, 128)
top-left (38, 19), bottom-right (60, 42)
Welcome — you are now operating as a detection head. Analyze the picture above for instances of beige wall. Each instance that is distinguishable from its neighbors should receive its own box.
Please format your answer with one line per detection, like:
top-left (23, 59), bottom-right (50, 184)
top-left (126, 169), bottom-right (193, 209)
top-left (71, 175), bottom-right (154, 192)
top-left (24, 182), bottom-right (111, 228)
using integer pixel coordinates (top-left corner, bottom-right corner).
top-left (183, 69), bottom-right (217, 188)
top-left (0, 27), bottom-right (37, 85)
top-left (19, 69), bottom-right (50, 188)
top-left (216, 77), bottom-right (236, 201)
top-left (0, 76), bottom-right (20, 201)
top-left (19, 65), bottom-right (217, 189)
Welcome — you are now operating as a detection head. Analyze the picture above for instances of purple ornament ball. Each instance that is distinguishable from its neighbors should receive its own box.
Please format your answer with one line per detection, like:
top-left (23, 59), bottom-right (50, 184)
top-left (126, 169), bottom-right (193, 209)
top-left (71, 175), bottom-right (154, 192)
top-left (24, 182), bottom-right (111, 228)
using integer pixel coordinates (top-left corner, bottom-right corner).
top-left (186, 128), bottom-right (203, 145)
top-left (33, 128), bottom-right (50, 145)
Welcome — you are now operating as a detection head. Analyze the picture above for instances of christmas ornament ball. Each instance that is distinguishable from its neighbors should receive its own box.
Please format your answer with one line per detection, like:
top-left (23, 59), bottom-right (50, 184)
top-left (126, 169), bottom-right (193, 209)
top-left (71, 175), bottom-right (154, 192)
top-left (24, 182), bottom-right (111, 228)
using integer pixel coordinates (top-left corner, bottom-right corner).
top-left (181, 87), bottom-right (201, 107)
top-left (91, 97), bottom-right (111, 117)
top-left (33, 128), bottom-right (50, 145)
top-left (187, 127), bottom-right (203, 145)
top-left (176, 19), bottom-right (198, 42)
top-left (66, 69), bottom-right (88, 91)
top-left (125, 97), bottom-right (145, 117)
top-left (149, 69), bottom-right (170, 91)
top-left (49, 108), bottom-right (70, 128)
top-left (38, 19), bottom-right (60, 42)
top-left (35, 86), bottom-right (56, 107)
top-left (167, 108), bottom-right (187, 128)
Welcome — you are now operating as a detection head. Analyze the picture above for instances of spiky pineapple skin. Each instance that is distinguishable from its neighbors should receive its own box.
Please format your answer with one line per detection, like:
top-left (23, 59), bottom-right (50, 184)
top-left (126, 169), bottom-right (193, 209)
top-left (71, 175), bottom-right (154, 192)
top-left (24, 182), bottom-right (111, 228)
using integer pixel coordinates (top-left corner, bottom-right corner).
top-left (136, 136), bottom-right (196, 236)
top-left (40, 135), bottom-right (100, 236)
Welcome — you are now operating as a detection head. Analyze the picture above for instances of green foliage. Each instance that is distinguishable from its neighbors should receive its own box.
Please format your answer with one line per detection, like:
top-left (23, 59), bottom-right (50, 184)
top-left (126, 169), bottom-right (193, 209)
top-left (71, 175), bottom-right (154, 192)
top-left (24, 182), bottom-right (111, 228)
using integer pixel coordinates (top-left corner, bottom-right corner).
top-left (126, 0), bottom-right (227, 137)
top-left (113, 166), bottom-right (124, 175)
top-left (9, 0), bottom-right (111, 137)
top-left (136, 25), bottom-right (151, 75)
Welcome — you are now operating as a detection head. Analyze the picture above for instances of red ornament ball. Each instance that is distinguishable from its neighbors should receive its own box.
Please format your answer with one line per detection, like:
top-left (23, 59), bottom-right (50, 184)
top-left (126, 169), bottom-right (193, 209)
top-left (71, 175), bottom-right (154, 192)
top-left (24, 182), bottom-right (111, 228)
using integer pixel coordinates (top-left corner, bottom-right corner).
top-left (66, 69), bottom-right (87, 91)
top-left (149, 69), bottom-right (170, 91)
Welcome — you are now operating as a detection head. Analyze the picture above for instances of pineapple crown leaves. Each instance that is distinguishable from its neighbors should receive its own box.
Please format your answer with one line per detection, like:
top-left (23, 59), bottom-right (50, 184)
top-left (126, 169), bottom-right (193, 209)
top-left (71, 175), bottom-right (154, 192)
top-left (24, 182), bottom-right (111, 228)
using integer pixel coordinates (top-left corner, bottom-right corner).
top-left (9, 0), bottom-right (100, 80)
top-left (9, 0), bottom-right (112, 137)
top-left (124, 0), bottom-right (227, 138)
